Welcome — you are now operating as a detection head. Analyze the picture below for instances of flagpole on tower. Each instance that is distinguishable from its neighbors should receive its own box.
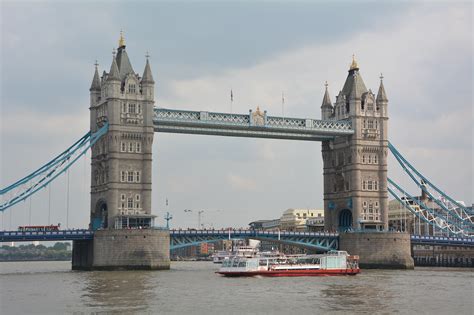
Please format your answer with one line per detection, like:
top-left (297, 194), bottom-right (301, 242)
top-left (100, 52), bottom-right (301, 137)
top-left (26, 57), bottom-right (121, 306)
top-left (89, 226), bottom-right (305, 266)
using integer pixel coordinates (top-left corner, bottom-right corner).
top-left (230, 89), bottom-right (234, 113)
top-left (282, 91), bottom-right (285, 118)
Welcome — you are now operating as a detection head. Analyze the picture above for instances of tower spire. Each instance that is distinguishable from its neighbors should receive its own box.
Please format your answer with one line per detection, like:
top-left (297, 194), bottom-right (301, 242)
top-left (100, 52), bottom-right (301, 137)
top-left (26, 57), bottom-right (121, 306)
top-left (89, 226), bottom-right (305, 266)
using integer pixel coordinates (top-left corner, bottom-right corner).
top-left (107, 53), bottom-right (120, 82)
top-left (349, 54), bottom-right (359, 70)
top-left (90, 60), bottom-right (101, 91)
top-left (119, 30), bottom-right (125, 48)
top-left (321, 81), bottom-right (332, 108)
top-left (141, 52), bottom-right (154, 84)
top-left (376, 73), bottom-right (388, 102)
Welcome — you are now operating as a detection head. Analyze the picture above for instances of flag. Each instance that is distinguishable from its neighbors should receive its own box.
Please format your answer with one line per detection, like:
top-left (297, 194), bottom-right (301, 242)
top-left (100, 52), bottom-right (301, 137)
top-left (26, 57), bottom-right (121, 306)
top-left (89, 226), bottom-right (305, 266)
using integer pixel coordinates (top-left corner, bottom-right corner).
top-left (230, 89), bottom-right (233, 102)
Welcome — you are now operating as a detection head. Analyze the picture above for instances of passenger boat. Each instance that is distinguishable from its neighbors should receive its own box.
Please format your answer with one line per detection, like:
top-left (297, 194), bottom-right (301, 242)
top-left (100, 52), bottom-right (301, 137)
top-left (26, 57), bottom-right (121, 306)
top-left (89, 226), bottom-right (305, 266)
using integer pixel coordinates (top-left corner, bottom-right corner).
top-left (212, 246), bottom-right (260, 263)
top-left (217, 250), bottom-right (359, 277)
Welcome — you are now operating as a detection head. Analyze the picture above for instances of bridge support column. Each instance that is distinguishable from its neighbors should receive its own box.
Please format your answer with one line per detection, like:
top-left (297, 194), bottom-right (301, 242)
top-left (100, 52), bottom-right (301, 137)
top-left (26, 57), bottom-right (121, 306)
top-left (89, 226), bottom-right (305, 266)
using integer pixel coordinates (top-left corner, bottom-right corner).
top-left (339, 232), bottom-right (414, 269)
top-left (72, 229), bottom-right (170, 270)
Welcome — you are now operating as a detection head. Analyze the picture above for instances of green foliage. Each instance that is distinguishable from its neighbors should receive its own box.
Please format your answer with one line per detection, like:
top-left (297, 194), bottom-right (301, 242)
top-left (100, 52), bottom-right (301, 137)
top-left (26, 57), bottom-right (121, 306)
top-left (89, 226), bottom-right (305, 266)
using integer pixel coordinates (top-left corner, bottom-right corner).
top-left (0, 242), bottom-right (72, 261)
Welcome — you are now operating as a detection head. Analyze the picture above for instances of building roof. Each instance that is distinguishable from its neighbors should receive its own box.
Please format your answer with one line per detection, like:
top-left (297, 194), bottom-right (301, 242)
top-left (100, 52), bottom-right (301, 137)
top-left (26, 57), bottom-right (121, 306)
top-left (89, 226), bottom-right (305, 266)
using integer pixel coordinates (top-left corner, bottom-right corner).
top-left (115, 46), bottom-right (135, 80)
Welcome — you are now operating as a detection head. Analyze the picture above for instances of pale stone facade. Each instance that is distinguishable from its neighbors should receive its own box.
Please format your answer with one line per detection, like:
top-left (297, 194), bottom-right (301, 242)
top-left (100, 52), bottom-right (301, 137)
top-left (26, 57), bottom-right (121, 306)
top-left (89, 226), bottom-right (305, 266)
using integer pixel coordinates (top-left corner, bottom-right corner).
top-left (279, 208), bottom-right (324, 231)
top-left (89, 37), bottom-right (155, 229)
top-left (322, 58), bottom-right (389, 231)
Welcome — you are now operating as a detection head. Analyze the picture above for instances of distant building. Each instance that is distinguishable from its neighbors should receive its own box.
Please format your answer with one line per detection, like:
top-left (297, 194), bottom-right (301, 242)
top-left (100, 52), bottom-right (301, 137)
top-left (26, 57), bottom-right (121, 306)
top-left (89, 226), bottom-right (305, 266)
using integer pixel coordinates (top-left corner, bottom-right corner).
top-left (280, 209), bottom-right (324, 231)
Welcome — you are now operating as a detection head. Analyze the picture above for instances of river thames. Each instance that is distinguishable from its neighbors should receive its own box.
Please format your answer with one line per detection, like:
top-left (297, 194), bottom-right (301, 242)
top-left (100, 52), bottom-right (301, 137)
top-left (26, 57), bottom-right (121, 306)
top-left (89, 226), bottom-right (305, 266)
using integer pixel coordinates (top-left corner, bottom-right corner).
top-left (0, 261), bottom-right (472, 314)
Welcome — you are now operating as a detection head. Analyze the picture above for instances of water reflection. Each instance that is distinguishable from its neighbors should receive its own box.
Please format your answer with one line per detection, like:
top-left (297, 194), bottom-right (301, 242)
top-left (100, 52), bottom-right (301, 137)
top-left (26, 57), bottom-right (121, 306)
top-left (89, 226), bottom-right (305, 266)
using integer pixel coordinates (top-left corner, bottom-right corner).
top-left (319, 275), bottom-right (394, 313)
top-left (80, 270), bottom-right (155, 313)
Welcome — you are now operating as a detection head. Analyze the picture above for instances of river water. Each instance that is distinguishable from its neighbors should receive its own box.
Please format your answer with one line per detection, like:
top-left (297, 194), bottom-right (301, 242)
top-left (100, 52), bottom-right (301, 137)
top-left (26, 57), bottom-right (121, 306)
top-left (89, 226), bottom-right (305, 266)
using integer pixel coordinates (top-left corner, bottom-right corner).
top-left (0, 261), bottom-right (472, 314)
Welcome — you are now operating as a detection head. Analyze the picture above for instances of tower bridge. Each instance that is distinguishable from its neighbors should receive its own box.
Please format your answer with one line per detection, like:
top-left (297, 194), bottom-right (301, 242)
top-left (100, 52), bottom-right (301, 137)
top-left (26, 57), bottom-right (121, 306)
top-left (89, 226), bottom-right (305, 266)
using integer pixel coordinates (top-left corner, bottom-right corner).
top-left (1, 34), bottom-right (472, 270)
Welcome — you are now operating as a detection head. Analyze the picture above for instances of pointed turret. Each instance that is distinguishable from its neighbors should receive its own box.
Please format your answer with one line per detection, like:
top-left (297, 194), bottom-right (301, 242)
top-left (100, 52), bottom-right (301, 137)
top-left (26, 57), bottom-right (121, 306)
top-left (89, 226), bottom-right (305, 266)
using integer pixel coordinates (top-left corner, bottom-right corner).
top-left (107, 55), bottom-right (120, 82)
top-left (321, 81), bottom-right (332, 107)
top-left (341, 55), bottom-right (367, 100)
top-left (141, 57), bottom-right (154, 84)
top-left (376, 74), bottom-right (388, 102)
top-left (321, 82), bottom-right (334, 120)
top-left (115, 31), bottom-right (135, 79)
top-left (90, 62), bottom-right (101, 91)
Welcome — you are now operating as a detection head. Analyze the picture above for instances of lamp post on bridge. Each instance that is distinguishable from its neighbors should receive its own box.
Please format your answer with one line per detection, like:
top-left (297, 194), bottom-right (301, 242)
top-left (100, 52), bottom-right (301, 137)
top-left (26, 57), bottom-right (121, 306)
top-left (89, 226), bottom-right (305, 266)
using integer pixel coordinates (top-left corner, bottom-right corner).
top-left (164, 212), bottom-right (173, 229)
top-left (184, 209), bottom-right (204, 229)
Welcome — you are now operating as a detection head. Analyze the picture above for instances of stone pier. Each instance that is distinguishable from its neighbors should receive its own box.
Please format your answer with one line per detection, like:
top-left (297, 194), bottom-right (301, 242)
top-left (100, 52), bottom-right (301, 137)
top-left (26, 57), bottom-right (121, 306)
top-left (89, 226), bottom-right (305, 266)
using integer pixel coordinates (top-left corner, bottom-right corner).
top-left (339, 231), bottom-right (414, 269)
top-left (72, 229), bottom-right (170, 270)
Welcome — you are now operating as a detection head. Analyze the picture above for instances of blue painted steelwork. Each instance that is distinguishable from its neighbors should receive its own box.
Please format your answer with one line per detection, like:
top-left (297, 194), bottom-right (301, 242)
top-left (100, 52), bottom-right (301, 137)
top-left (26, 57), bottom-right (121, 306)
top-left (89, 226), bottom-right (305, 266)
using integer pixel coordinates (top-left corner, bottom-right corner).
top-left (410, 235), bottom-right (474, 247)
top-left (153, 108), bottom-right (353, 141)
top-left (0, 123), bottom-right (109, 211)
top-left (388, 142), bottom-right (473, 226)
top-left (169, 229), bottom-right (339, 251)
top-left (1, 229), bottom-right (473, 250)
top-left (388, 178), bottom-right (472, 236)
top-left (0, 230), bottom-right (94, 242)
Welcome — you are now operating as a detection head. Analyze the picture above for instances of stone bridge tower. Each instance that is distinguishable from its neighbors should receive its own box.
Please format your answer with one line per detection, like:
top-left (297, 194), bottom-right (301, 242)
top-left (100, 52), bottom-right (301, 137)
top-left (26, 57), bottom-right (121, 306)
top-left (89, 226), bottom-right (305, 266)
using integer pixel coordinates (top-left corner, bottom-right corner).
top-left (89, 33), bottom-right (155, 230)
top-left (321, 57), bottom-right (389, 232)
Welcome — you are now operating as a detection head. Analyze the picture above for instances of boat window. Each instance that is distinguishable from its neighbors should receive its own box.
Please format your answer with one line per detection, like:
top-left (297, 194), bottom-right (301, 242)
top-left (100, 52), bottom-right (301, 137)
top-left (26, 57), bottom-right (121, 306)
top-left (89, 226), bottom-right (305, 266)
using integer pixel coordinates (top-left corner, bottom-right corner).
top-left (238, 262), bottom-right (246, 267)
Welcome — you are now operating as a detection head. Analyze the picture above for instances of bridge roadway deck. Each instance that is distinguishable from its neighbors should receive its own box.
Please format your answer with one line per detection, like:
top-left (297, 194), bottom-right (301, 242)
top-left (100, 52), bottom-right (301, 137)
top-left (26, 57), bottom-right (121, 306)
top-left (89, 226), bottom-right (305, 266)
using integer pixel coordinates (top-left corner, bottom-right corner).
top-left (0, 229), bottom-right (473, 248)
top-left (153, 108), bottom-right (354, 141)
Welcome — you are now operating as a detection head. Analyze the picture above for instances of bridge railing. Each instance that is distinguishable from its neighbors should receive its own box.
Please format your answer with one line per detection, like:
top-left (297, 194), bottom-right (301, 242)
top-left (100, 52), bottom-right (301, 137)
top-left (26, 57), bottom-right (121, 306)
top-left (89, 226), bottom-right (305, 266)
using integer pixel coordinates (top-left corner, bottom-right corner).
top-left (153, 108), bottom-right (353, 134)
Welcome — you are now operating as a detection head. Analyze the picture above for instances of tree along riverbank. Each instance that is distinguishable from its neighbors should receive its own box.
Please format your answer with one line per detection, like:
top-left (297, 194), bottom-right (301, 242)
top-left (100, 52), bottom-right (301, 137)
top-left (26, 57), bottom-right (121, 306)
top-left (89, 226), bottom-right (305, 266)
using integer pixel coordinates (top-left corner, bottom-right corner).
top-left (0, 243), bottom-right (71, 261)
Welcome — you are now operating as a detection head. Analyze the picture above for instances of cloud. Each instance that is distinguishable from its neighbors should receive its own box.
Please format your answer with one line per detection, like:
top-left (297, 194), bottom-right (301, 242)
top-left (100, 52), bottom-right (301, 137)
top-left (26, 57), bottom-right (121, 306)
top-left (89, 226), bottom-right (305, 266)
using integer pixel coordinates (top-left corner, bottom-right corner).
top-left (0, 2), bottom-right (472, 230)
top-left (226, 173), bottom-right (258, 192)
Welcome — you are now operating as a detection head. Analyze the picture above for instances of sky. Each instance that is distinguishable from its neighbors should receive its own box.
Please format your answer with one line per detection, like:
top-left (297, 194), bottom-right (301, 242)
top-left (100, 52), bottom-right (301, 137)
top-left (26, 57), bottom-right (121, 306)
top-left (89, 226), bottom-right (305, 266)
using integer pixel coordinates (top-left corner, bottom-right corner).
top-left (1, 1), bottom-right (472, 230)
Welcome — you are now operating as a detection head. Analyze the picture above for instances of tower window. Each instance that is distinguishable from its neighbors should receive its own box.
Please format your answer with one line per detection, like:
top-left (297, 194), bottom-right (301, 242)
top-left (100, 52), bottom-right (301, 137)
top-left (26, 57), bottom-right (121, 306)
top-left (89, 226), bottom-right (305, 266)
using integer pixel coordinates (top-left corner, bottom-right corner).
top-left (128, 142), bottom-right (134, 152)
top-left (128, 84), bottom-right (136, 94)
top-left (128, 198), bottom-right (133, 209)
top-left (368, 120), bottom-right (374, 129)
top-left (362, 181), bottom-right (367, 190)
top-left (375, 120), bottom-right (378, 129)
top-left (374, 155), bottom-right (378, 164)
top-left (121, 142), bottom-right (126, 152)
top-left (362, 155), bottom-right (366, 164)
top-left (128, 171), bottom-right (134, 182)
top-left (368, 155), bottom-right (372, 164)
top-left (122, 103), bottom-right (126, 113)
top-left (121, 171), bottom-right (126, 182)
top-left (138, 104), bottom-right (142, 114)
top-left (135, 171), bottom-right (140, 183)
top-left (368, 181), bottom-right (373, 190)
top-left (374, 181), bottom-right (378, 191)
top-left (136, 142), bottom-right (141, 153)
top-left (128, 103), bottom-right (136, 114)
